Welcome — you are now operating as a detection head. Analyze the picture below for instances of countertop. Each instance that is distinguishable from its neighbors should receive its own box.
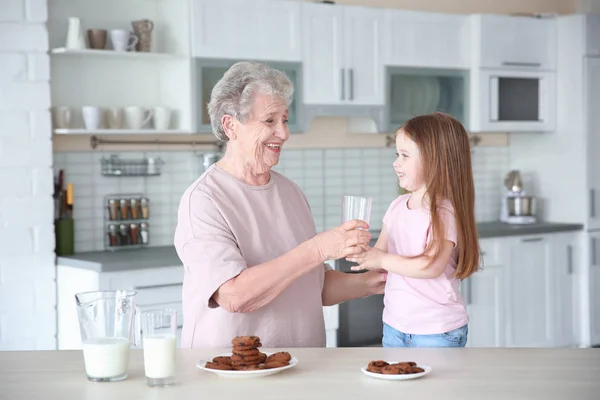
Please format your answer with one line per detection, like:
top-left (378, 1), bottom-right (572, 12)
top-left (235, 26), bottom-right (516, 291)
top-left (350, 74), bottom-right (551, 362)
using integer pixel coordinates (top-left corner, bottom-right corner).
top-left (1, 348), bottom-right (598, 399)
top-left (57, 221), bottom-right (583, 273)
top-left (57, 246), bottom-right (182, 273)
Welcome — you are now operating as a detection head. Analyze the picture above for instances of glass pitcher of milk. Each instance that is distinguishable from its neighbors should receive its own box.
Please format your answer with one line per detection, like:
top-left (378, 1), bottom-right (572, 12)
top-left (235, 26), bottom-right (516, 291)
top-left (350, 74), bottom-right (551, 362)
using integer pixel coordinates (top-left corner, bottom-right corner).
top-left (75, 290), bottom-right (137, 382)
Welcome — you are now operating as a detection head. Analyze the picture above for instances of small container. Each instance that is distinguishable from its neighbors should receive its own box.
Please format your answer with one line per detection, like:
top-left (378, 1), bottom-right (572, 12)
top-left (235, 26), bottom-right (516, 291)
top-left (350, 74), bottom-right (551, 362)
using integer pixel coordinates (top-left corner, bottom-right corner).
top-left (119, 223), bottom-right (130, 246)
top-left (108, 224), bottom-right (118, 246)
top-left (130, 198), bottom-right (140, 219)
top-left (55, 218), bottom-right (74, 255)
top-left (140, 222), bottom-right (149, 245)
top-left (120, 199), bottom-right (129, 220)
top-left (130, 223), bottom-right (139, 245)
top-left (140, 197), bottom-right (149, 219)
top-left (108, 199), bottom-right (119, 220)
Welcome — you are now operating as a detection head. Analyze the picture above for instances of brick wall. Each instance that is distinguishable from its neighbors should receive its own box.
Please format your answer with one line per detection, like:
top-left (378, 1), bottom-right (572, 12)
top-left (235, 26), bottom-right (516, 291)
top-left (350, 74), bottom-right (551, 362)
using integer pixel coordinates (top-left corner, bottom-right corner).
top-left (0, 0), bottom-right (56, 350)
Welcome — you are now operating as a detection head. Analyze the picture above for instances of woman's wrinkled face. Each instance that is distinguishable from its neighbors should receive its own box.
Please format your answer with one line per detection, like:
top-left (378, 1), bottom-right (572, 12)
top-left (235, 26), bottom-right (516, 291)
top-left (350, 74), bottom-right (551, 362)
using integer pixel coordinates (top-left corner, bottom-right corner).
top-left (236, 93), bottom-right (289, 174)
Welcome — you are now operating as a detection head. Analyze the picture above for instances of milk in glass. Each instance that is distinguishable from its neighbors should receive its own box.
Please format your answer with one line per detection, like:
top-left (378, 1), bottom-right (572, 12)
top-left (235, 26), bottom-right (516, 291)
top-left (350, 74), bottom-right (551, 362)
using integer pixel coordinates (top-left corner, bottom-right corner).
top-left (143, 334), bottom-right (177, 378)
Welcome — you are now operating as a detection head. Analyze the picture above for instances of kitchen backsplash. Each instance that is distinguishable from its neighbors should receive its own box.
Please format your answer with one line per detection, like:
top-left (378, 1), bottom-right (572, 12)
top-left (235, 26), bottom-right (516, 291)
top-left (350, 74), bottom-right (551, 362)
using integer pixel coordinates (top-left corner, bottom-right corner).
top-left (53, 146), bottom-right (507, 252)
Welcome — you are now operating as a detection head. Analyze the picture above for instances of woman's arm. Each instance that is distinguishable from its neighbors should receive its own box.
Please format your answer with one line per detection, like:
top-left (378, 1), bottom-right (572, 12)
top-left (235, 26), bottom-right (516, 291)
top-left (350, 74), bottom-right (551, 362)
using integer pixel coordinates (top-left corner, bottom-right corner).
top-left (214, 220), bottom-right (371, 313)
top-left (321, 269), bottom-right (386, 306)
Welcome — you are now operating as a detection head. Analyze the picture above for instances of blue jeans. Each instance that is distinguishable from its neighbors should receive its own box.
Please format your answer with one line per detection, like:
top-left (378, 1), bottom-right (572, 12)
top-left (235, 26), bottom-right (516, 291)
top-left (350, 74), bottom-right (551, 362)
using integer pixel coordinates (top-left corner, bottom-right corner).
top-left (382, 322), bottom-right (468, 348)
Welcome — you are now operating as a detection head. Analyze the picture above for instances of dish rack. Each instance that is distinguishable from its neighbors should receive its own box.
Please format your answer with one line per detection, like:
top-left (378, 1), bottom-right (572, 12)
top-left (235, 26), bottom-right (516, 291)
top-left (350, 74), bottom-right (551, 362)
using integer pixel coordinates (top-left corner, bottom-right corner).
top-left (100, 154), bottom-right (164, 177)
top-left (104, 193), bottom-right (150, 251)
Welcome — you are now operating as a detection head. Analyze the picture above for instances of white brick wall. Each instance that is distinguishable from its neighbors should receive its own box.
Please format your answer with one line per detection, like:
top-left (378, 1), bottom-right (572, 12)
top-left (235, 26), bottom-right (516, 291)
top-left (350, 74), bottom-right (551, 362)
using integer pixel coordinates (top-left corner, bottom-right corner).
top-left (0, 0), bottom-right (56, 350)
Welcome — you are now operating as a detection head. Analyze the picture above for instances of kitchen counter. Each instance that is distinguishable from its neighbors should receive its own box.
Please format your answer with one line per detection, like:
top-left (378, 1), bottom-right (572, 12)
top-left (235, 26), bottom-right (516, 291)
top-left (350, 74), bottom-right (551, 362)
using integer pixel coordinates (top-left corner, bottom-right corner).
top-left (1, 348), bottom-right (598, 399)
top-left (56, 246), bottom-right (182, 273)
top-left (57, 222), bottom-right (583, 273)
top-left (475, 221), bottom-right (583, 238)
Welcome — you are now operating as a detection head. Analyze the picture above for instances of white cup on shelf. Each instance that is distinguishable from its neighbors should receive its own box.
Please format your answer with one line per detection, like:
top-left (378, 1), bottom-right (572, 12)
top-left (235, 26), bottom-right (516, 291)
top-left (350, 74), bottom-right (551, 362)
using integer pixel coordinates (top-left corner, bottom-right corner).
top-left (82, 106), bottom-right (103, 130)
top-left (153, 107), bottom-right (172, 130)
top-left (125, 106), bottom-right (153, 130)
top-left (110, 29), bottom-right (138, 52)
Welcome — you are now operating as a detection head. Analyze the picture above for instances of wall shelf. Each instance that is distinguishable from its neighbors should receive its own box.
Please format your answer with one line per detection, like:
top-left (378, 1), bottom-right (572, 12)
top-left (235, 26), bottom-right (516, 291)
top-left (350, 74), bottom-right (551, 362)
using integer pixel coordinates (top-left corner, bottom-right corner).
top-left (50, 47), bottom-right (186, 60)
top-left (54, 129), bottom-right (193, 135)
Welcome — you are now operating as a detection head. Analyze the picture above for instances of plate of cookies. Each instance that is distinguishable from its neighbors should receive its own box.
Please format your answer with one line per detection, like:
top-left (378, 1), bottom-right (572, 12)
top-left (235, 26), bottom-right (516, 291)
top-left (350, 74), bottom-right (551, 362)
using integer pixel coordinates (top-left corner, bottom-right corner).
top-left (361, 360), bottom-right (431, 381)
top-left (196, 335), bottom-right (298, 379)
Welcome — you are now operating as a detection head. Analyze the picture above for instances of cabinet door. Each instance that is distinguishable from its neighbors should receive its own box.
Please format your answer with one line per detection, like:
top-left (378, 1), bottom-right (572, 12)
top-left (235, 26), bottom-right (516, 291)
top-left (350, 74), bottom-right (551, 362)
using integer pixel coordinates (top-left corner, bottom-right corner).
top-left (506, 235), bottom-right (554, 347)
top-left (301, 3), bottom-right (344, 105)
top-left (191, 0), bottom-right (301, 61)
top-left (551, 233), bottom-right (577, 347)
top-left (464, 264), bottom-right (505, 347)
top-left (585, 58), bottom-right (600, 230)
top-left (476, 15), bottom-right (556, 70)
top-left (590, 232), bottom-right (600, 346)
top-left (343, 6), bottom-right (385, 105)
top-left (385, 11), bottom-right (468, 69)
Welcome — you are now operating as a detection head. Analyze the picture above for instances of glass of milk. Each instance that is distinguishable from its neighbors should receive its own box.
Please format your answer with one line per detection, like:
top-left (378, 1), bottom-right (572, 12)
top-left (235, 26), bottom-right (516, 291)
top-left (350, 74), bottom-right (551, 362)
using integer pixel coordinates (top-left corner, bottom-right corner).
top-left (141, 309), bottom-right (178, 387)
top-left (75, 290), bottom-right (137, 382)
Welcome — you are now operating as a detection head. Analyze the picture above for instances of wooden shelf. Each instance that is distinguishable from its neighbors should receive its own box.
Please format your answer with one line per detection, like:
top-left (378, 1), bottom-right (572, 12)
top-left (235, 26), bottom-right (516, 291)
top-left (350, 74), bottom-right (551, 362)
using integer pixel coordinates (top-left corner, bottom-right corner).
top-left (54, 129), bottom-right (193, 135)
top-left (50, 48), bottom-right (186, 60)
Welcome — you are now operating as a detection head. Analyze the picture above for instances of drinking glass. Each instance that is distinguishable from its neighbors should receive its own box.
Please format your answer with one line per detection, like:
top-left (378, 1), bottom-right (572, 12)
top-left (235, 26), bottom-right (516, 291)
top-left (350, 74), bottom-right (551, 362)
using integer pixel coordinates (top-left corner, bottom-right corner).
top-left (342, 195), bottom-right (372, 226)
top-left (141, 309), bottom-right (178, 387)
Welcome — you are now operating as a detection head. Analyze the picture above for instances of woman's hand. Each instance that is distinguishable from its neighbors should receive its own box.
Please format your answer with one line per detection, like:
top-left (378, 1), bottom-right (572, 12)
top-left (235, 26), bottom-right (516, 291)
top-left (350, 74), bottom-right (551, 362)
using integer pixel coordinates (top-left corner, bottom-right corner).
top-left (346, 247), bottom-right (388, 271)
top-left (362, 269), bottom-right (387, 295)
top-left (312, 219), bottom-right (371, 261)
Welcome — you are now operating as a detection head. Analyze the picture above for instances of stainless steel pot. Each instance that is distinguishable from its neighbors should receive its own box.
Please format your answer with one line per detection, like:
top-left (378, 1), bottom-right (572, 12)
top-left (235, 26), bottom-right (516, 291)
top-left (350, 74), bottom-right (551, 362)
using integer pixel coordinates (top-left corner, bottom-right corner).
top-left (507, 196), bottom-right (536, 216)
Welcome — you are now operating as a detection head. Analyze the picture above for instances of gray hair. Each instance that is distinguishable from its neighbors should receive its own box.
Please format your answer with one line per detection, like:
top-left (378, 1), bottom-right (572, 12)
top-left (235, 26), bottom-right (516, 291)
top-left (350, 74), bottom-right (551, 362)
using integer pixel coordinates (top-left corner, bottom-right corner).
top-left (207, 61), bottom-right (294, 142)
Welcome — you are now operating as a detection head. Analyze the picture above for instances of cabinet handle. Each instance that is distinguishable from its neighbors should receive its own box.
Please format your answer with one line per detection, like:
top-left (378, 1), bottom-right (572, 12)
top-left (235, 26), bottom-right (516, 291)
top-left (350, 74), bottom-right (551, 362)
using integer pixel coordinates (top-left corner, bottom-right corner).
top-left (592, 237), bottom-right (597, 266)
top-left (567, 245), bottom-right (573, 275)
top-left (133, 282), bottom-right (182, 290)
top-left (591, 189), bottom-right (596, 218)
top-left (501, 61), bottom-right (542, 67)
top-left (340, 69), bottom-right (345, 100)
top-left (521, 237), bottom-right (543, 243)
top-left (348, 68), bottom-right (354, 101)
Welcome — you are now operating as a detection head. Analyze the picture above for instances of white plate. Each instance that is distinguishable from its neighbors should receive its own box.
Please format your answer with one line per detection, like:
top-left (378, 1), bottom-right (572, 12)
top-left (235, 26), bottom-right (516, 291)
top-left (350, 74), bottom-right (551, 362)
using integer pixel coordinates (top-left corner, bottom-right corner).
top-left (196, 353), bottom-right (298, 379)
top-left (361, 362), bottom-right (432, 381)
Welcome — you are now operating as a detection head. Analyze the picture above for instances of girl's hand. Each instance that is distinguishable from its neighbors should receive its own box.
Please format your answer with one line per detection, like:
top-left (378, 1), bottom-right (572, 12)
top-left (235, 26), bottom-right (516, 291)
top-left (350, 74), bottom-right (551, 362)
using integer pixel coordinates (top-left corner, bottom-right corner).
top-left (347, 247), bottom-right (387, 271)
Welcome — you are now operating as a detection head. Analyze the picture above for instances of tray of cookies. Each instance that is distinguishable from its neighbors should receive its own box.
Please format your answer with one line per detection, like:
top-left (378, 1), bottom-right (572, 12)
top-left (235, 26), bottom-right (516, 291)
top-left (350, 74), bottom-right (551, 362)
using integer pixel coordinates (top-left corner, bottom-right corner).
top-left (361, 360), bottom-right (431, 381)
top-left (196, 335), bottom-right (298, 379)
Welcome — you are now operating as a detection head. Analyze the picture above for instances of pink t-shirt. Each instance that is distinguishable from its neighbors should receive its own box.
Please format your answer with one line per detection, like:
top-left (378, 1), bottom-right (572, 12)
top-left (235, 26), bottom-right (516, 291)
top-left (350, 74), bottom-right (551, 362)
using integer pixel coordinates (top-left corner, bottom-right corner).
top-left (174, 165), bottom-right (330, 348)
top-left (382, 194), bottom-right (468, 335)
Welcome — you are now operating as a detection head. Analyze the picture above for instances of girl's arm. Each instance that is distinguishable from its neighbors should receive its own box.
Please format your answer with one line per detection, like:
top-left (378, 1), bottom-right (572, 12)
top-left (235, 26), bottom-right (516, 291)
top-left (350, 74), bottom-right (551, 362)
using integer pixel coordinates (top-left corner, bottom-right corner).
top-left (380, 240), bottom-right (454, 279)
top-left (373, 225), bottom-right (388, 252)
top-left (348, 239), bottom-right (454, 279)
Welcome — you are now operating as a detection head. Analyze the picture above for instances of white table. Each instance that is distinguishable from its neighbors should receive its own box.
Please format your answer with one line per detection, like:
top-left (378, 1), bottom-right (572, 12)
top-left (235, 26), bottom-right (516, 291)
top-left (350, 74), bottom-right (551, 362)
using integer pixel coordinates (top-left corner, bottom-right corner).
top-left (1, 347), bottom-right (599, 399)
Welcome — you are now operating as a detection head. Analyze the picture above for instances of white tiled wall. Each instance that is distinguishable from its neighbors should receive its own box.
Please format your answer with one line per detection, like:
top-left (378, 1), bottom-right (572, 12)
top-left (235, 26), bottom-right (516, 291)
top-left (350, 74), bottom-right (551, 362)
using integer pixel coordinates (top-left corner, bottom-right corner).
top-left (53, 146), bottom-right (508, 253)
top-left (0, 0), bottom-right (56, 351)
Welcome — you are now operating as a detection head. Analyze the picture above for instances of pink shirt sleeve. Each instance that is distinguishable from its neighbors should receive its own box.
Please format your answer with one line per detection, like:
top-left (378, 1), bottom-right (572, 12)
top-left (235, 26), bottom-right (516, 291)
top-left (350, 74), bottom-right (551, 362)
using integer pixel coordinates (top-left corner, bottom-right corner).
top-left (176, 190), bottom-right (247, 309)
top-left (439, 206), bottom-right (458, 247)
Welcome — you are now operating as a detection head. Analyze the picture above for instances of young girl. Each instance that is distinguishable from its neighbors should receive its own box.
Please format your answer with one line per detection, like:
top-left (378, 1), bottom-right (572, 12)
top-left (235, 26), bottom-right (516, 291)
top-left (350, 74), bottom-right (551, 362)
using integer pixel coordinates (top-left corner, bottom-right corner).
top-left (347, 112), bottom-right (480, 348)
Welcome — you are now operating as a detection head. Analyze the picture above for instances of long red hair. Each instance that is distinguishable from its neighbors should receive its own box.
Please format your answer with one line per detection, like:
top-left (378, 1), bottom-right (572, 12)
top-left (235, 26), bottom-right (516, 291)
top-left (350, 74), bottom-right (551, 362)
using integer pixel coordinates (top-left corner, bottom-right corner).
top-left (400, 112), bottom-right (480, 279)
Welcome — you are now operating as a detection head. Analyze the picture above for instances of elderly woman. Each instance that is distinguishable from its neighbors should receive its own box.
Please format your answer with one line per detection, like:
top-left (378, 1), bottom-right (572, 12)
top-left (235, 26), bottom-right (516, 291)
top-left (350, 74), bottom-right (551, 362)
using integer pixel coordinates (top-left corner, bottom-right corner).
top-left (175, 61), bottom-right (385, 348)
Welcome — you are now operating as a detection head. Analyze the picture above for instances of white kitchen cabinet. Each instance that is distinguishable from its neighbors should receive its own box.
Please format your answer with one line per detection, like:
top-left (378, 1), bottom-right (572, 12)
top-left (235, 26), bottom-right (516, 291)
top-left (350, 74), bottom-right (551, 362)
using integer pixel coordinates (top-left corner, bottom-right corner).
top-left (505, 235), bottom-right (554, 347)
top-left (301, 3), bottom-right (384, 105)
top-left (589, 232), bottom-right (600, 345)
top-left (552, 233), bottom-right (578, 347)
top-left (384, 11), bottom-right (469, 69)
top-left (465, 265), bottom-right (505, 348)
top-left (465, 239), bottom-right (505, 348)
top-left (585, 58), bottom-right (600, 231)
top-left (190, 0), bottom-right (301, 62)
top-left (471, 14), bottom-right (556, 70)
